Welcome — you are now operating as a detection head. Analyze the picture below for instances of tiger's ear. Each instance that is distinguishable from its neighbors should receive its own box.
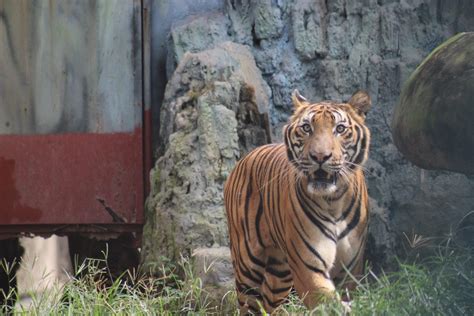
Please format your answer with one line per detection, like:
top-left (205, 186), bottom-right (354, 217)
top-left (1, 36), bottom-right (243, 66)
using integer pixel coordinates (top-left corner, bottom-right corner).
top-left (291, 89), bottom-right (308, 109)
top-left (348, 90), bottom-right (371, 117)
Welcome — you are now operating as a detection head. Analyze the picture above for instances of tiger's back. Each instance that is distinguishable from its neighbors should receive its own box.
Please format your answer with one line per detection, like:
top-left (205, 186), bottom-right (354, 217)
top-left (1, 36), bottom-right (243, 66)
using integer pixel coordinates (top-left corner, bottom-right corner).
top-left (224, 90), bottom-right (372, 314)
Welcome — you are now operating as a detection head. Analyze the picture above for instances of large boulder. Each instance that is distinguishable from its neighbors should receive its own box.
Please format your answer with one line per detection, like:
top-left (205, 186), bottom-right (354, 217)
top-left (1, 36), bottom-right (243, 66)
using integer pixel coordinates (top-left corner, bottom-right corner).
top-left (142, 42), bottom-right (271, 270)
top-left (392, 32), bottom-right (474, 174)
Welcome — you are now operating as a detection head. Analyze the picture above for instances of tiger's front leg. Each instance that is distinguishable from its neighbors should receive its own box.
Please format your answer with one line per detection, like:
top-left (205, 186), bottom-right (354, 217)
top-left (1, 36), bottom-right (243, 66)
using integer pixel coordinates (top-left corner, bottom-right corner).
top-left (290, 257), bottom-right (337, 308)
top-left (293, 270), bottom-right (336, 308)
top-left (286, 226), bottom-right (338, 309)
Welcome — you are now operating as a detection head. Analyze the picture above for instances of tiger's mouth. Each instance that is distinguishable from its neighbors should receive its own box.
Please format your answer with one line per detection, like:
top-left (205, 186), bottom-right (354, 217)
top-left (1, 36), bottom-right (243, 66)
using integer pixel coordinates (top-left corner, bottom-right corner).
top-left (309, 169), bottom-right (337, 188)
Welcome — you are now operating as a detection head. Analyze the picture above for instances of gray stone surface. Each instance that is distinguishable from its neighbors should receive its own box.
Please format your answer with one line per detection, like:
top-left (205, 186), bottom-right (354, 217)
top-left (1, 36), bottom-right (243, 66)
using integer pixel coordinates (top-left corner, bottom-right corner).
top-left (392, 171), bottom-right (474, 246)
top-left (146, 0), bottom-right (474, 269)
top-left (142, 42), bottom-right (270, 268)
top-left (166, 13), bottom-right (231, 79)
top-left (292, 0), bottom-right (328, 60)
top-left (192, 247), bottom-right (234, 298)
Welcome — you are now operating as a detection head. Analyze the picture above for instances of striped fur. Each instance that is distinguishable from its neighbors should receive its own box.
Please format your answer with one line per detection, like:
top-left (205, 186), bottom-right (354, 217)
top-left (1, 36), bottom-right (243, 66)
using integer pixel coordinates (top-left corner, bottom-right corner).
top-left (224, 90), bottom-right (372, 313)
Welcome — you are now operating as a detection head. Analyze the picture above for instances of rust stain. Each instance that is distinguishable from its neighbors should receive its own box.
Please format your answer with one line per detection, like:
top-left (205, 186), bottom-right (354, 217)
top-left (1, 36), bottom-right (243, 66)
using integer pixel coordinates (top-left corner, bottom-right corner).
top-left (0, 157), bottom-right (42, 223)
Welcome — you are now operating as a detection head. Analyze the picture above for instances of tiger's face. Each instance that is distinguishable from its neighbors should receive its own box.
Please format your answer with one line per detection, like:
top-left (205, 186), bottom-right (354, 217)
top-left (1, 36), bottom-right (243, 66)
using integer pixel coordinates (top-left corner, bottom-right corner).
top-left (284, 90), bottom-right (371, 195)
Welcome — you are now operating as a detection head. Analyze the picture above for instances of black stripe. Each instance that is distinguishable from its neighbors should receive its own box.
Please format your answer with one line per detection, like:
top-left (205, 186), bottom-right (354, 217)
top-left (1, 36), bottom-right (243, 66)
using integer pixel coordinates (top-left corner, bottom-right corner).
top-left (300, 186), bottom-right (335, 224)
top-left (266, 160), bottom-right (286, 246)
top-left (346, 126), bottom-right (361, 170)
top-left (273, 180), bottom-right (287, 248)
top-left (236, 280), bottom-right (262, 299)
top-left (267, 223), bottom-right (279, 247)
top-left (228, 158), bottom-right (250, 239)
top-left (294, 225), bottom-right (328, 269)
top-left (336, 194), bottom-right (357, 222)
top-left (267, 256), bottom-right (283, 266)
top-left (255, 199), bottom-right (265, 247)
top-left (353, 134), bottom-right (367, 165)
top-left (285, 246), bottom-right (305, 282)
top-left (237, 260), bottom-right (263, 285)
top-left (241, 220), bottom-right (266, 269)
top-left (285, 124), bottom-right (303, 170)
top-left (291, 213), bottom-right (321, 267)
top-left (244, 173), bottom-right (253, 234)
top-left (262, 293), bottom-right (281, 309)
top-left (353, 125), bottom-right (368, 166)
top-left (240, 158), bottom-right (267, 263)
top-left (275, 159), bottom-right (288, 243)
top-left (266, 266), bottom-right (291, 278)
top-left (296, 185), bottom-right (337, 242)
top-left (291, 240), bottom-right (328, 276)
top-left (256, 146), bottom-right (274, 182)
top-left (338, 200), bottom-right (362, 240)
top-left (266, 284), bottom-right (292, 295)
top-left (284, 125), bottom-right (295, 162)
top-left (290, 192), bottom-right (311, 239)
top-left (235, 153), bottom-right (251, 194)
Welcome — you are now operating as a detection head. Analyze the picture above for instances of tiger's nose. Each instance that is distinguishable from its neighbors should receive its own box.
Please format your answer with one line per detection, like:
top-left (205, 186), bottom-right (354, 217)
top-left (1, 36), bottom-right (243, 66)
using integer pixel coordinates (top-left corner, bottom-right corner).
top-left (310, 152), bottom-right (332, 164)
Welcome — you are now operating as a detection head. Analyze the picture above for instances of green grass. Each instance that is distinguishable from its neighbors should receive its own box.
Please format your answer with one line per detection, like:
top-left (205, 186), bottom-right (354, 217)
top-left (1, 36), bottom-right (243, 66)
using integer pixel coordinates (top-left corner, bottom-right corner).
top-left (3, 244), bottom-right (473, 315)
top-left (349, 249), bottom-right (473, 315)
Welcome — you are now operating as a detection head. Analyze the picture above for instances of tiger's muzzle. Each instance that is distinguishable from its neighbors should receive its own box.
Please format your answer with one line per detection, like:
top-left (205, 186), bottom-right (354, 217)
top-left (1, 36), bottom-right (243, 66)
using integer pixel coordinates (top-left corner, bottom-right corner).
top-left (305, 164), bottom-right (341, 195)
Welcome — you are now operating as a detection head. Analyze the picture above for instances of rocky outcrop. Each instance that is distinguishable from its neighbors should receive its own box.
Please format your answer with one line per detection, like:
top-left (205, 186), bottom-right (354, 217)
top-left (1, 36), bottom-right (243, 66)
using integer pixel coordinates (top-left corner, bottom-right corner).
top-left (142, 42), bottom-right (271, 269)
top-left (392, 33), bottom-right (474, 174)
top-left (145, 1), bottom-right (474, 271)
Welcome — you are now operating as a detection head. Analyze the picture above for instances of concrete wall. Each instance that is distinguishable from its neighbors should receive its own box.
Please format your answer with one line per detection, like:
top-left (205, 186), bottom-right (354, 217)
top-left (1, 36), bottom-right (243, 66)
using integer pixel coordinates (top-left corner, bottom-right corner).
top-left (0, 0), bottom-right (142, 135)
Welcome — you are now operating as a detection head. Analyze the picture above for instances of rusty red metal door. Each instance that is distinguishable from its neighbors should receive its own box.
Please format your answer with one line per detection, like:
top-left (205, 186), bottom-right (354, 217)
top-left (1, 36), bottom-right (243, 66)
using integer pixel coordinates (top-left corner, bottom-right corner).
top-left (0, 0), bottom-right (150, 238)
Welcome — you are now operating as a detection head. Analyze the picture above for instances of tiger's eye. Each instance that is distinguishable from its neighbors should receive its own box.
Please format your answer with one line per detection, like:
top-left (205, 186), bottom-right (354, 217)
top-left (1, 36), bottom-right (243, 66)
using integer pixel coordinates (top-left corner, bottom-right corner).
top-left (301, 123), bottom-right (312, 133)
top-left (336, 124), bottom-right (346, 133)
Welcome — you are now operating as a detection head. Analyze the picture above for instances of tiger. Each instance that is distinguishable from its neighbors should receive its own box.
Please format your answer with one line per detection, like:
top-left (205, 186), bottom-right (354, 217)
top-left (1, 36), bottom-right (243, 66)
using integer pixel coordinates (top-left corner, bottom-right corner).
top-left (223, 89), bottom-right (372, 314)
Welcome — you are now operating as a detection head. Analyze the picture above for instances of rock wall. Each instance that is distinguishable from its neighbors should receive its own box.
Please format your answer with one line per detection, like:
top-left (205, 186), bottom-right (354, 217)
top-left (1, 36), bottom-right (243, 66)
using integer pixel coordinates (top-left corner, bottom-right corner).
top-left (144, 0), bottom-right (474, 270)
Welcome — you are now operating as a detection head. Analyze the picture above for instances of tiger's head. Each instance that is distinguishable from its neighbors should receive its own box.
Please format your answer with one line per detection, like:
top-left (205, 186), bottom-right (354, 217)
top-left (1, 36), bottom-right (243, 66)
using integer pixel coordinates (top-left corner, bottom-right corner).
top-left (284, 89), bottom-right (372, 196)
